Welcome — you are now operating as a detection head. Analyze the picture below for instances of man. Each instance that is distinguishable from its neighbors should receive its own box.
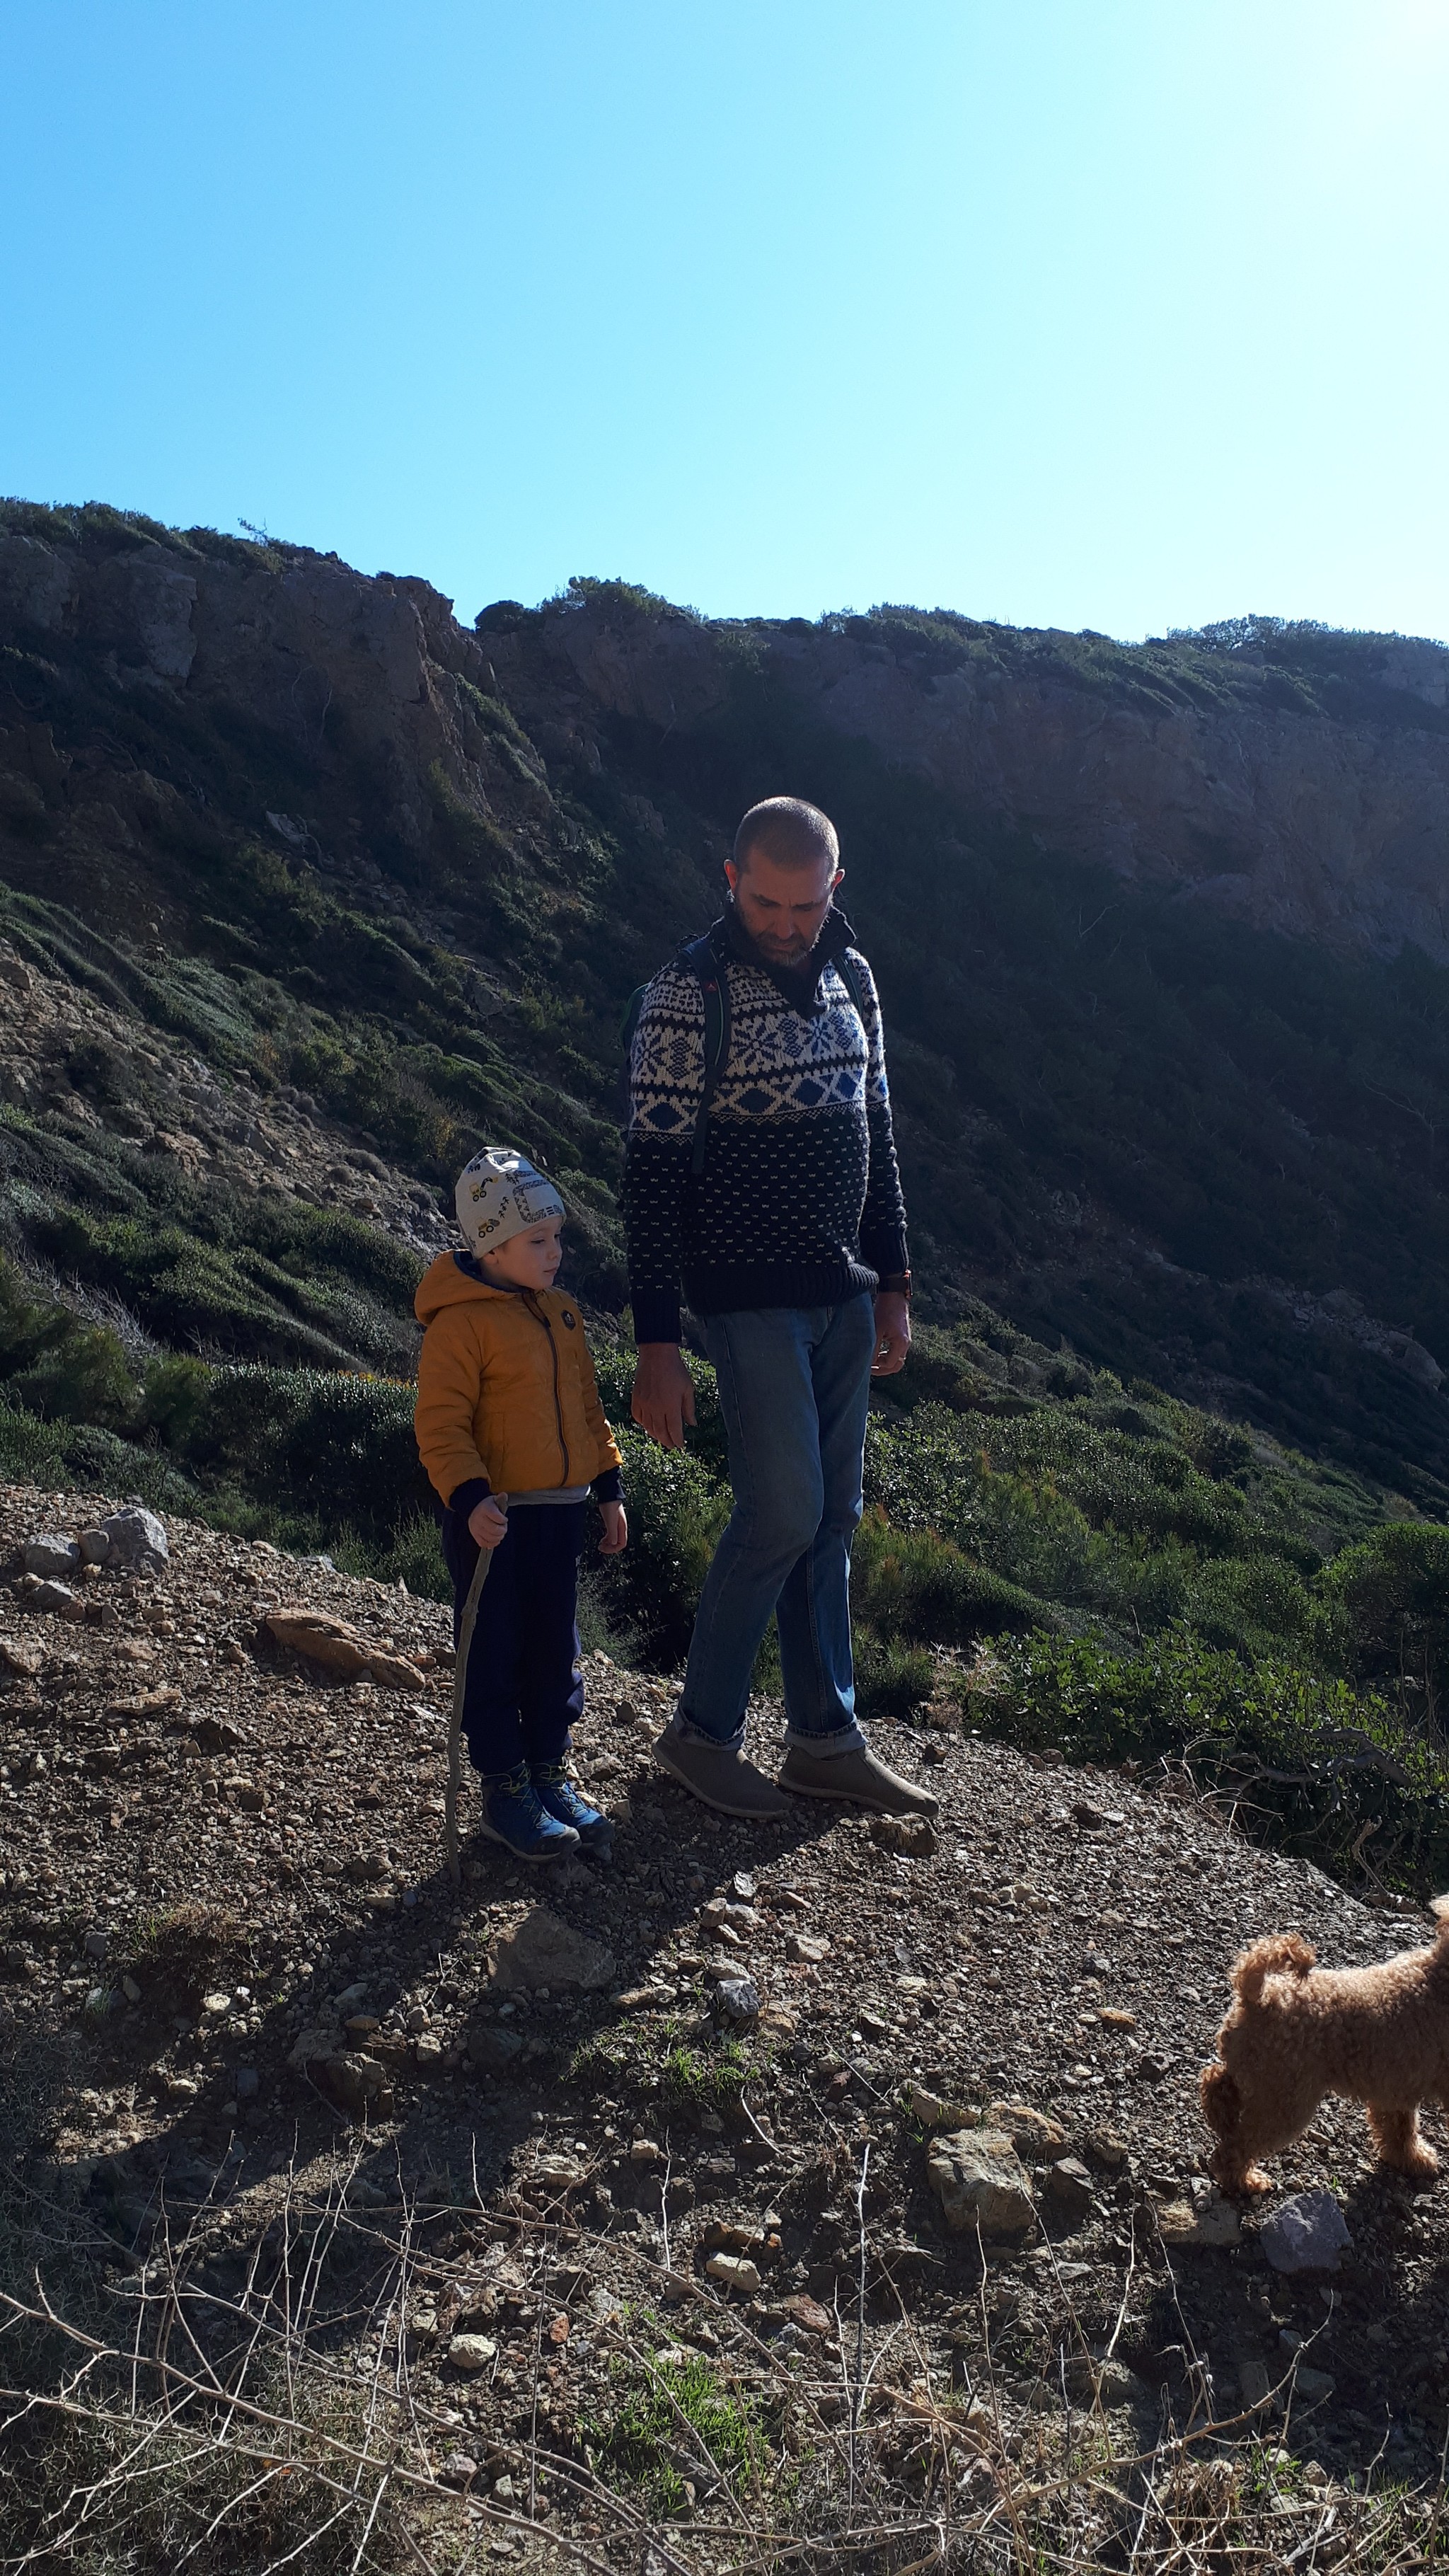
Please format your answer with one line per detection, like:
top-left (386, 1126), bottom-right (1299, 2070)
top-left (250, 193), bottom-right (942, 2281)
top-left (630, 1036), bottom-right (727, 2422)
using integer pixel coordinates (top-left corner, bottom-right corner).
top-left (623, 794), bottom-right (937, 1823)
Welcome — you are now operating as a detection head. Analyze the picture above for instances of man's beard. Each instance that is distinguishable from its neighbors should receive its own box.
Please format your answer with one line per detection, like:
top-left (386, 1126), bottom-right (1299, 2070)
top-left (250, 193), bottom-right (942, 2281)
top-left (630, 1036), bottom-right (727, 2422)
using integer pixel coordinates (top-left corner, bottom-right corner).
top-left (732, 898), bottom-right (831, 966)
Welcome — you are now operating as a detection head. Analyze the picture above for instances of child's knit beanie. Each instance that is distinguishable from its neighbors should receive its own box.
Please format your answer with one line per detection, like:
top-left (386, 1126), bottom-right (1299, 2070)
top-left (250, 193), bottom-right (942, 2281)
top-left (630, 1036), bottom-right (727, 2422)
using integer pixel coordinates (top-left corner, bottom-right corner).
top-left (456, 1147), bottom-right (565, 1255)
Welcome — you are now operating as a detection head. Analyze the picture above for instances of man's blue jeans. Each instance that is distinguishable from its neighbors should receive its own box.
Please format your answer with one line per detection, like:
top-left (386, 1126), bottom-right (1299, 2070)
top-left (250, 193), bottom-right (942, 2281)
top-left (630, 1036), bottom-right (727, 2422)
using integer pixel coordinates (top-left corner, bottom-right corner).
top-left (677, 1293), bottom-right (875, 1750)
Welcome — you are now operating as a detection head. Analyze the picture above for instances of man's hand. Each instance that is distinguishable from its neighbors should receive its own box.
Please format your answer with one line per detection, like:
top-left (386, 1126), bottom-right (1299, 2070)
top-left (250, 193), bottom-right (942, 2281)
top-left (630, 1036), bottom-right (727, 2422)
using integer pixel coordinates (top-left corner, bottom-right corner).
top-left (597, 1500), bottom-right (628, 1556)
top-left (630, 1342), bottom-right (697, 1449)
top-left (871, 1291), bottom-right (911, 1376)
top-left (467, 1495), bottom-right (509, 1550)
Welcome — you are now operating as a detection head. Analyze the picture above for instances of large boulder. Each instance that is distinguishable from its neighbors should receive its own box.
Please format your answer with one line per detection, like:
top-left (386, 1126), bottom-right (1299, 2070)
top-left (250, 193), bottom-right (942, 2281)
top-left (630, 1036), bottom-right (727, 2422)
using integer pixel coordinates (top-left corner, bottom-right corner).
top-left (928, 2129), bottom-right (1037, 2240)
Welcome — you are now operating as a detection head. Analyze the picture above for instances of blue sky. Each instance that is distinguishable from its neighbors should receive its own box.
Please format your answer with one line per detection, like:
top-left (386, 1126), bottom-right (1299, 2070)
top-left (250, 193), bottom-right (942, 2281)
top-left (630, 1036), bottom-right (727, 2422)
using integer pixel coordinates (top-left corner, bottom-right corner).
top-left (2, 1), bottom-right (1446, 639)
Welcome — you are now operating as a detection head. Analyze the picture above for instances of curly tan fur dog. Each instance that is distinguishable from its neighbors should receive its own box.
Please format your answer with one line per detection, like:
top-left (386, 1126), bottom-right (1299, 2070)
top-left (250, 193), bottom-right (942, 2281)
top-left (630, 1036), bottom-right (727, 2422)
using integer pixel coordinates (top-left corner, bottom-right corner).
top-left (1201, 1899), bottom-right (1449, 2192)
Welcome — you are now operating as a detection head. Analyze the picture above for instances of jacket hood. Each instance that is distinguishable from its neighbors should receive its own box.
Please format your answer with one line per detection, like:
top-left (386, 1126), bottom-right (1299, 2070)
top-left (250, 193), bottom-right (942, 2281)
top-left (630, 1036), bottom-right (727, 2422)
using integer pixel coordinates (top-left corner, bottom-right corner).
top-left (414, 1248), bottom-right (516, 1326)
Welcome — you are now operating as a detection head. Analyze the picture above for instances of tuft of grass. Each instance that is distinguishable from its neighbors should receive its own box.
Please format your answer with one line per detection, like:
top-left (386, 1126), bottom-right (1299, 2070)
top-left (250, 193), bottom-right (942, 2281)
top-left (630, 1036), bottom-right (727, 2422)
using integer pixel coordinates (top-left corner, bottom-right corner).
top-left (582, 2349), bottom-right (768, 2516)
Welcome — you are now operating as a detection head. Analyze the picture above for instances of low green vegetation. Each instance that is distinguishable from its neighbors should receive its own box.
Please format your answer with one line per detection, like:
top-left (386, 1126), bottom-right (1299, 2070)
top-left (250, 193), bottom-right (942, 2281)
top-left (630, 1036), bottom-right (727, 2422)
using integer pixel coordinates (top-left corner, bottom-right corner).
top-left (582, 2348), bottom-right (770, 2519)
top-left (5, 1250), bottom-right (1447, 1894)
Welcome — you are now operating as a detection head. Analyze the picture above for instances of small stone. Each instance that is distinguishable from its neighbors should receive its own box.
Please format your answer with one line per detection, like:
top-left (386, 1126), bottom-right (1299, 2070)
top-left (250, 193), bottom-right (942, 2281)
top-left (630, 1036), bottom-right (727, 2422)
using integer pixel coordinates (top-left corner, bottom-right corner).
top-left (187, 1714), bottom-right (241, 1754)
top-left (1098, 2008), bottom-right (1137, 2029)
top-left (988, 2102), bottom-right (1068, 2161)
top-left (780, 2293), bottom-right (834, 2337)
top-left (83, 1929), bottom-right (108, 1961)
top-left (904, 2082), bottom-right (949, 2128)
top-left (32, 1580), bottom-right (81, 1617)
top-left (787, 1932), bottom-right (831, 1965)
top-left (448, 2332), bottom-right (498, 2373)
top-left (534, 2154), bottom-right (587, 2190)
top-left (713, 1976), bottom-right (760, 2030)
top-left (78, 1529), bottom-right (112, 1567)
top-left (630, 2138), bottom-right (663, 2166)
top-left (1086, 2132), bottom-right (1130, 2172)
top-left (1044, 2157), bottom-right (1095, 2225)
top-left (100, 1507), bottom-right (169, 1574)
top-left (705, 2253), bottom-right (761, 2294)
top-left (489, 1906), bottom-right (615, 1994)
top-left (1294, 2365), bottom-right (1336, 2406)
top-left (870, 1813), bottom-right (937, 1856)
top-left (24, 1535), bottom-right (80, 1580)
top-left (1259, 2190), bottom-right (1351, 2275)
top-left (466, 2023), bottom-right (524, 2071)
top-left (1158, 2193), bottom-right (1242, 2250)
top-left (1067, 2355), bottom-right (1145, 2408)
top-left (345, 2014), bottom-right (381, 2037)
top-left (344, 1852), bottom-right (387, 1883)
top-left (928, 2129), bottom-right (1037, 2240)
top-left (121, 1974), bottom-right (142, 2004)
top-left (201, 1990), bottom-right (232, 2016)
top-left (441, 2451), bottom-right (478, 2487)
top-left (235, 2067), bottom-right (260, 2100)
top-left (732, 1870), bottom-right (756, 1901)
top-left (322, 2053), bottom-right (393, 2117)
top-left (414, 2032), bottom-right (444, 2065)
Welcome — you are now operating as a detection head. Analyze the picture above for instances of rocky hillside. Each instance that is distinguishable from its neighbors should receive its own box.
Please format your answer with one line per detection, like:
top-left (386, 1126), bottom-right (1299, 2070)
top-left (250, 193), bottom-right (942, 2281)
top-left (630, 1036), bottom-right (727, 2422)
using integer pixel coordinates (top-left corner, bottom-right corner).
top-left (4, 1481), bottom-right (1448, 2572)
top-left (4, 500), bottom-right (1449, 1499)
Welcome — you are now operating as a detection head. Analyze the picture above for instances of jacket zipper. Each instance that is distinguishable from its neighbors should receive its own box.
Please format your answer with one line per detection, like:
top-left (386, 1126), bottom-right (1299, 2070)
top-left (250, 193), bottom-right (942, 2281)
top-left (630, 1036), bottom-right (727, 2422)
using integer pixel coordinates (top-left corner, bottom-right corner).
top-left (524, 1294), bottom-right (570, 1483)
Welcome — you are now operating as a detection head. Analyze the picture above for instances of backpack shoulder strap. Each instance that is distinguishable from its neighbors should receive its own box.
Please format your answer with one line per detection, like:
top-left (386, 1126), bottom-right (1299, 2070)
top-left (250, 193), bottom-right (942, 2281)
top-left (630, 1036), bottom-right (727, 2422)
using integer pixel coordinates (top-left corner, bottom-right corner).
top-left (619, 984), bottom-right (648, 1061)
top-left (679, 931), bottom-right (731, 1177)
top-left (833, 946), bottom-right (871, 1024)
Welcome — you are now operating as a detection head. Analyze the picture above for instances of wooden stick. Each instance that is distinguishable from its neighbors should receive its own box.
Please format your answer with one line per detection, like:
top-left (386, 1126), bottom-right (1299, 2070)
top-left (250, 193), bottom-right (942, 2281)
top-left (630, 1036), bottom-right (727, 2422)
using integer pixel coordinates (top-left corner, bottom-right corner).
top-left (445, 1499), bottom-right (504, 1885)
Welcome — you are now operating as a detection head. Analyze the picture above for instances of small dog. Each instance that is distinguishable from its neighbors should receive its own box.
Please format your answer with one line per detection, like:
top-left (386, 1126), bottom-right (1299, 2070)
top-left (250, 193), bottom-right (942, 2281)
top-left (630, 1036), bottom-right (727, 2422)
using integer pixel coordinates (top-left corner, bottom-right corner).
top-left (1201, 1898), bottom-right (1449, 2192)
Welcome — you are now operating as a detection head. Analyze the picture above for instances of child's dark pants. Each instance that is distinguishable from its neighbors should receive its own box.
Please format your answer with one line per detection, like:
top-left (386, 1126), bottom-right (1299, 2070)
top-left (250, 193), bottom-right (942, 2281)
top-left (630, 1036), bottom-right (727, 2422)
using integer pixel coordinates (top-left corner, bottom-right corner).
top-left (440, 1500), bottom-right (587, 1776)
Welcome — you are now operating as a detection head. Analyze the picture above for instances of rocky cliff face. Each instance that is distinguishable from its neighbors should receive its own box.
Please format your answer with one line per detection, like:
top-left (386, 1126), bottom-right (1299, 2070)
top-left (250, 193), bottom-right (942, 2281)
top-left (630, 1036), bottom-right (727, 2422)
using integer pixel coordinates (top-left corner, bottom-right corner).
top-left (491, 590), bottom-right (1449, 962)
top-left (6, 517), bottom-right (1448, 962)
top-left (4, 502), bottom-right (1449, 1496)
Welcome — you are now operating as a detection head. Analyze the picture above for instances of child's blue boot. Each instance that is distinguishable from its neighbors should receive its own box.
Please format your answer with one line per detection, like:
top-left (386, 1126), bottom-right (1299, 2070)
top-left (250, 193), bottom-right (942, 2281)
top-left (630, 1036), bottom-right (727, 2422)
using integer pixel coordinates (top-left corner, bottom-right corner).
top-left (478, 1764), bottom-right (579, 1861)
top-left (530, 1761), bottom-right (613, 1857)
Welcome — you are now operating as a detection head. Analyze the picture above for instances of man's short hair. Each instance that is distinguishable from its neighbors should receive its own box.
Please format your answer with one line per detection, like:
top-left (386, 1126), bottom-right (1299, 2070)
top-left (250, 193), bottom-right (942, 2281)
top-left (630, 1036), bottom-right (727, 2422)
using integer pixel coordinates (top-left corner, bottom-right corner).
top-left (733, 796), bottom-right (840, 875)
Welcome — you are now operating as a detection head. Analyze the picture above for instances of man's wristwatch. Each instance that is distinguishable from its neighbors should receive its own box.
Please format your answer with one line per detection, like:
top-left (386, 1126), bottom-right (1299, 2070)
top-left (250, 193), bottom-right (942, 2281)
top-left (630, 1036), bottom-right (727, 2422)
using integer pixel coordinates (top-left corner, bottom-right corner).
top-left (877, 1271), bottom-right (912, 1300)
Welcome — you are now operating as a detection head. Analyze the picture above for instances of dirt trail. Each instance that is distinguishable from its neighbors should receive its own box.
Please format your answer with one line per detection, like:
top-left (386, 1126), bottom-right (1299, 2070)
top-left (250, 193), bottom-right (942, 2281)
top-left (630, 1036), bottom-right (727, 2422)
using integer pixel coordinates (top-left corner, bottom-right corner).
top-left (2, 1478), bottom-right (1447, 2540)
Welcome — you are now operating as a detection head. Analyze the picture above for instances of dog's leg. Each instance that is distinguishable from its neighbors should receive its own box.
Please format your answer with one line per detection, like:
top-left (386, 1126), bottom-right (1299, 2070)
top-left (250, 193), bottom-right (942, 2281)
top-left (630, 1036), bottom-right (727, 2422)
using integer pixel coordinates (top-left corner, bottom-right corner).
top-left (1201, 2060), bottom-right (1310, 2193)
top-left (1367, 2103), bottom-right (1440, 2179)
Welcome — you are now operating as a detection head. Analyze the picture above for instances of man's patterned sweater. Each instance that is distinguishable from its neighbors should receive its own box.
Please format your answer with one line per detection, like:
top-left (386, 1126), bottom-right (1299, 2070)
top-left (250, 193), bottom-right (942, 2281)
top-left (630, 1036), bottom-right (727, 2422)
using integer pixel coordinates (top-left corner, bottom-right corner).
top-left (621, 909), bottom-right (910, 1343)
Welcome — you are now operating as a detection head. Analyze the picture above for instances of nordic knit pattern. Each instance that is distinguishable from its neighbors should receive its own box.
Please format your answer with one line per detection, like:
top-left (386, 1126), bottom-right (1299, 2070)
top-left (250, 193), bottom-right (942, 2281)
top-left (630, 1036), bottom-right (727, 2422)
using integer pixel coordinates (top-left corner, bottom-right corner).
top-left (622, 928), bottom-right (909, 1342)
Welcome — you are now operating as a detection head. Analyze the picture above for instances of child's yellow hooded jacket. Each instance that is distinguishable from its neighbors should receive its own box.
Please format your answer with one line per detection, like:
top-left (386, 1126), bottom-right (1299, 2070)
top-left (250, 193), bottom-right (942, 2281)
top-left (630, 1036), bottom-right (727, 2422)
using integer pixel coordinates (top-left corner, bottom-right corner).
top-left (414, 1253), bottom-right (623, 1509)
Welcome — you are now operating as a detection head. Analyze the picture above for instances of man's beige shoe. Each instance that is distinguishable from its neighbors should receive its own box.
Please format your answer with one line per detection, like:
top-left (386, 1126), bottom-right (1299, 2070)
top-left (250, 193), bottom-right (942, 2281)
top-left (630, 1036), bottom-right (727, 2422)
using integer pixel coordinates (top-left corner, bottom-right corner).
top-left (654, 1727), bottom-right (790, 1819)
top-left (779, 1742), bottom-right (940, 1817)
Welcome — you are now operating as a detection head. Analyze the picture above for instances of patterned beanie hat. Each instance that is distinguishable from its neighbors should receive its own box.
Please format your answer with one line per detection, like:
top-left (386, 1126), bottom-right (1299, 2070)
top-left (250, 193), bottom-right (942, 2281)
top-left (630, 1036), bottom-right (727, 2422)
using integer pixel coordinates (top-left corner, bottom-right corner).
top-left (455, 1147), bottom-right (565, 1255)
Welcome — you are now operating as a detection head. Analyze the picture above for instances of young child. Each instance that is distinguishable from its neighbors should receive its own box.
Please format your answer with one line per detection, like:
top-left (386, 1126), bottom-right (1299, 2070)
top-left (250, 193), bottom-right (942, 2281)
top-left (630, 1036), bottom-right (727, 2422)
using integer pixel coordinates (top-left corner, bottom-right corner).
top-left (415, 1146), bottom-right (628, 1861)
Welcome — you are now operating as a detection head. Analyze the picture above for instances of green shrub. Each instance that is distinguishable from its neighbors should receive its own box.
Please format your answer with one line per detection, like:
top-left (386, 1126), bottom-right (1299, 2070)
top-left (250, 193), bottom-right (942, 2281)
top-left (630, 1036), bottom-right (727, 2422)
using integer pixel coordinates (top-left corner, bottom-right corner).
top-left (851, 1509), bottom-right (1041, 1645)
top-left (1321, 1522), bottom-right (1449, 1707)
top-left (991, 1628), bottom-right (1449, 1894)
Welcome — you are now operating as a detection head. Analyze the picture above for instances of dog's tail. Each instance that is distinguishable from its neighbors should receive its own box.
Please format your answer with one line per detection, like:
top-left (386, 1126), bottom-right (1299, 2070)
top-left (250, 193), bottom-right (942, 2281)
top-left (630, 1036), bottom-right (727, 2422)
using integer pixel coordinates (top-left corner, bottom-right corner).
top-left (1431, 1894), bottom-right (1449, 1939)
top-left (1232, 1932), bottom-right (1315, 2004)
